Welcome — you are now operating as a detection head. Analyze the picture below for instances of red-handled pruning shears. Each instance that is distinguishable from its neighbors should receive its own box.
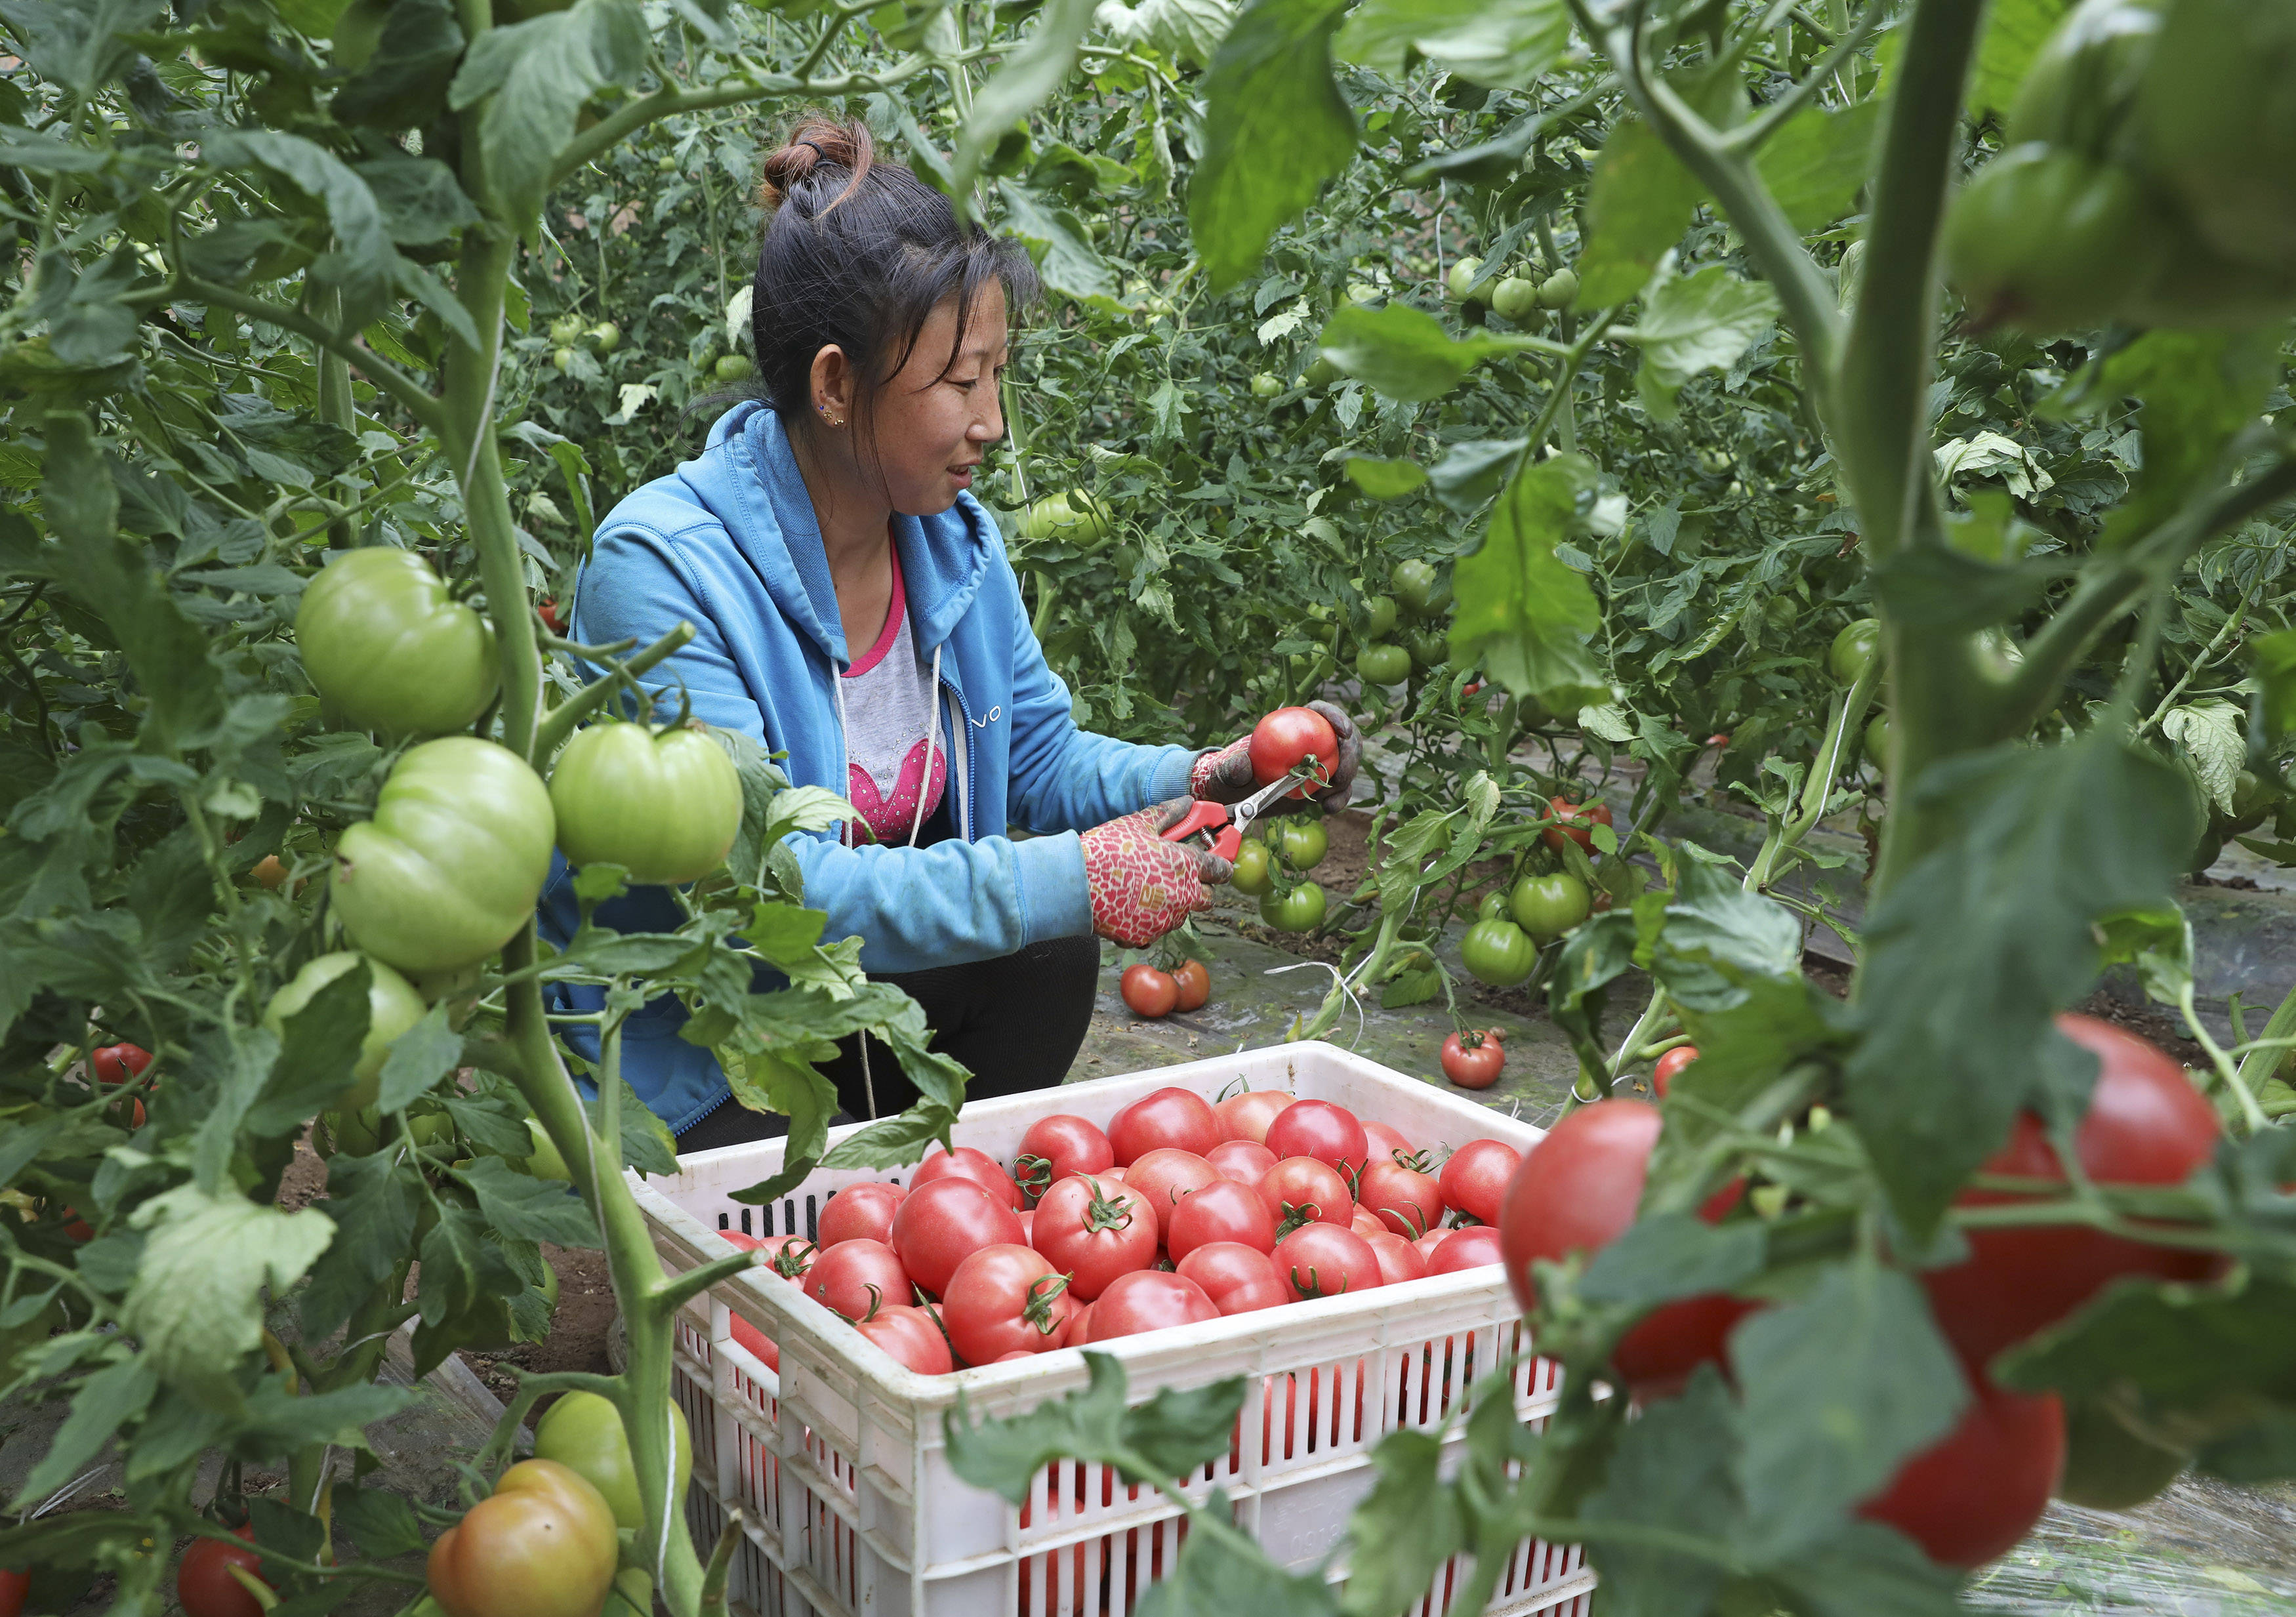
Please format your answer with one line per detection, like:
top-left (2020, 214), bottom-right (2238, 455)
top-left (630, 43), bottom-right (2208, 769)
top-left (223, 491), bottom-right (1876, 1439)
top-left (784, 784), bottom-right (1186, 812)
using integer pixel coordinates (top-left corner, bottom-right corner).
top-left (1159, 766), bottom-right (1322, 863)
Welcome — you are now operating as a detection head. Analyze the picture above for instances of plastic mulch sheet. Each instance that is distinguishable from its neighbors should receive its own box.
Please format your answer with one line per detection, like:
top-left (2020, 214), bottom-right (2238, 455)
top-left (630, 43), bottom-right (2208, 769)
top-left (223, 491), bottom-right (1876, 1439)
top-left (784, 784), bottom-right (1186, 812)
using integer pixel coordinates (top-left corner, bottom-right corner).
top-left (1965, 1478), bottom-right (2296, 1614)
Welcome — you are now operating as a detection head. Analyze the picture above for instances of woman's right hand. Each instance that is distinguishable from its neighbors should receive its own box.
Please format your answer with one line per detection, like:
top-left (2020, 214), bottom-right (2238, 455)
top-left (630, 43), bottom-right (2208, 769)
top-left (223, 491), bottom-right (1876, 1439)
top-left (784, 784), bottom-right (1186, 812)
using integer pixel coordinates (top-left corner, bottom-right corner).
top-left (1080, 800), bottom-right (1231, 946)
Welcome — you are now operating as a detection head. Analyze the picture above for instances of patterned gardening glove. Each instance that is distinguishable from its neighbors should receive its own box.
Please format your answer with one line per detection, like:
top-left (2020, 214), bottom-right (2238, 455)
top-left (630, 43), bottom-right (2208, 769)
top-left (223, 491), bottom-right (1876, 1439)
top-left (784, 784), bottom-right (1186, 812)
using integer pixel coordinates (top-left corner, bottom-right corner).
top-left (1188, 700), bottom-right (1363, 815)
top-left (1080, 800), bottom-right (1231, 947)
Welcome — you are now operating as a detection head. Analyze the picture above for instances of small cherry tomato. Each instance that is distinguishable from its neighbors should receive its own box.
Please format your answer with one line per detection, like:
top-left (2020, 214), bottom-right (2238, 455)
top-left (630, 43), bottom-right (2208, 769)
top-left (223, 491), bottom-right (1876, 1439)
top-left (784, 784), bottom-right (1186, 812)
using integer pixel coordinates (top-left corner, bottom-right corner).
top-left (91, 1044), bottom-right (154, 1087)
top-left (1120, 964), bottom-right (1179, 1018)
top-left (1653, 1046), bottom-right (1699, 1096)
top-left (1441, 1031), bottom-right (1505, 1090)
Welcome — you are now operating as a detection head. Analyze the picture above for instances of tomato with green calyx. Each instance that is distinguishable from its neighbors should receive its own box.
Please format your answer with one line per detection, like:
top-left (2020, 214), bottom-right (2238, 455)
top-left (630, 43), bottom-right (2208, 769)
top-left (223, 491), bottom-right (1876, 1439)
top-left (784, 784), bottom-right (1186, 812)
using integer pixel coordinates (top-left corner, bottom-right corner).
top-left (589, 321), bottom-right (620, 354)
top-left (2007, 0), bottom-right (2162, 155)
top-left (1269, 817), bottom-right (1326, 870)
top-left (1537, 268), bottom-right (1579, 309)
top-left (714, 353), bottom-right (756, 382)
top-left (1445, 256), bottom-right (1487, 304)
top-left (1475, 890), bottom-right (1510, 922)
top-left (1361, 594), bottom-right (1399, 638)
top-left (1441, 1032), bottom-right (1504, 1090)
top-left (427, 1458), bottom-right (619, 1617)
top-left (1509, 872), bottom-right (1590, 941)
top-left (1170, 958), bottom-right (1211, 1012)
top-left (1302, 355), bottom-right (1339, 388)
top-left (516, 1116), bottom-right (573, 1182)
top-left (331, 737), bottom-right (556, 973)
top-left (1829, 618), bottom-right (1881, 684)
top-left (547, 314), bottom-right (586, 346)
top-left (1407, 629), bottom-right (1449, 671)
top-left (1260, 883), bottom-right (1326, 933)
top-left (1541, 797), bottom-right (1612, 853)
top-left (2055, 1395), bottom-right (2188, 1509)
top-left (1460, 918), bottom-right (1536, 987)
top-left (1943, 146), bottom-right (2167, 331)
top-left (534, 1390), bottom-right (693, 1532)
top-left (1356, 643), bottom-right (1410, 686)
top-left (1390, 559), bottom-right (1439, 615)
top-left (1120, 964), bottom-right (1178, 1018)
top-left (296, 547), bottom-right (499, 737)
top-left (1250, 372), bottom-right (1282, 398)
top-left (178, 1524), bottom-right (267, 1617)
top-left (1229, 839), bottom-right (1275, 896)
top-left (263, 951), bottom-right (426, 1110)
top-left (1491, 276), bottom-right (1542, 323)
top-left (2133, 0), bottom-right (2296, 271)
top-left (1021, 490), bottom-right (1112, 543)
top-left (1249, 707), bottom-right (1338, 797)
top-left (550, 720), bottom-right (741, 885)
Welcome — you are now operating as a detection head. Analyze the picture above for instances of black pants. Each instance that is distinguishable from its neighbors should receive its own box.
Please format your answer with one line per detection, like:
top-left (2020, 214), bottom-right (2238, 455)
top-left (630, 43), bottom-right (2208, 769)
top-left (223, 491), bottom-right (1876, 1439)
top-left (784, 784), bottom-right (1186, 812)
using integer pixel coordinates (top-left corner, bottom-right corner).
top-left (675, 934), bottom-right (1100, 1151)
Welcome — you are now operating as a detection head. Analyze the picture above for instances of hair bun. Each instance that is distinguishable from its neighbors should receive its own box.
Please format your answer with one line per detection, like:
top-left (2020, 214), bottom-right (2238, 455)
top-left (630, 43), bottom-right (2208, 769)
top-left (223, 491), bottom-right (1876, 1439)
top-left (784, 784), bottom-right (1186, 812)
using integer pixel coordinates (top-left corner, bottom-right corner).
top-left (757, 116), bottom-right (874, 212)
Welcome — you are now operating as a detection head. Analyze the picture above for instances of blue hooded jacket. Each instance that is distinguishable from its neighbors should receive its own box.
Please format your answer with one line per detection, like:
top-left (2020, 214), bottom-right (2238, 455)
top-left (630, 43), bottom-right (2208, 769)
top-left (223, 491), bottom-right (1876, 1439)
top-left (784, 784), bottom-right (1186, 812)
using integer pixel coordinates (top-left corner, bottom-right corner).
top-left (539, 403), bottom-right (1195, 1134)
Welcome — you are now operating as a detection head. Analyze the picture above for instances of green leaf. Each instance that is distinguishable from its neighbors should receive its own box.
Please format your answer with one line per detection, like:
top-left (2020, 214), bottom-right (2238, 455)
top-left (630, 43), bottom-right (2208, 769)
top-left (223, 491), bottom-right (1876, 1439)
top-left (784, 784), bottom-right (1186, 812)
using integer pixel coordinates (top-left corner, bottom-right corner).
top-left (2253, 628), bottom-right (2296, 739)
top-left (1629, 266), bottom-right (1780, 421)
top-left (1332, 0), bottom-right (1570, 90)
top-left (298, 1149), bottom-right (420, 1340)
top-left (996, 179), bottom-right (1117, 302)
top-left (7, 1353), bottom-right (157, 1511)
top-left (456, 1155), bottom-right (602, 1247)
top-left (1649, 861), bottom-right (1801, 1013)
top-left (374, 1002), bottom-right (461, 1113)
top-left (1345, 456), bottom-right (1427, 499)
top-left (1335, 1429), bottom-right (1464, 1617)
top-left (1189, 0), bottom-right (1356, 293)
top-left (358, 155), bottom-right (482, 245)
top-left (951, 0), bottom-right (1099, 199)
top-left (1546, 909), bottom-right (1643, 1079)
top-left (1757, 100), bottom-right (1881, 232)
top-left (1765, 1522), bottom-right (1962, 1617)
top-left (2161, 697), bottom-right (2244, 815)
top-left (123, 1185), bottom-right (335, 1392)
top-left (1731, 1260), bottom-right (1967, 1561)
top-left (1317, 301), bottom-right (1519, 402)
top-left (2085, 330), bottom-right (2282, 549)
top-left (333, 0), bottom-right (465, 127)
top-left (1847, 735), bottom-right (2199, 1240)
top-left (1427, 438), bottom-right (1527, 512)
top-left (331, 1486), bottom-right (428, 1561)
top-left (0, 0), bottom-right (166, 96)
top-left (1448, 452), bottom-right (1610, 711)
top-left (201, 129), bottom-right (398, 330)
top-left (722, 1048), bottom-right (840, 1204)
top-left (1867, 543), bottom-right (2059, 635)
top-left (448, 0), bottom-right (649, 226)
top-left (945, 1352), bottom-right (1246, 1498)
top-left (1578, 1214), bottom-right (1765, 1312)
top-left (1575, 119), bottom-right (1703, 308)
top-left (1582, 1368), bottom-right (1742, 1616)
top-left (1095, 0), bottom-right (1237, 68)
top-left (1968, 0), bottom-right (2073, 117)
top-left (1136, 1507), bottom-right (1340, 1617)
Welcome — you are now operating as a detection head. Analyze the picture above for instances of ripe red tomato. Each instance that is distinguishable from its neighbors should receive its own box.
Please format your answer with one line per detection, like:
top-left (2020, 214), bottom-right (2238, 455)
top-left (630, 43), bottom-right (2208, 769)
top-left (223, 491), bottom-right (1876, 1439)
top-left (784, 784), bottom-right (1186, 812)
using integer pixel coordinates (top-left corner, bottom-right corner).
top-left (1175, 1243), bottom-right (1286, 1314)
top-left (720, 1229), bottom-right (815, 1280)
top-left (92, 1043), bottom-right (154, 1086)
top-left (728, 1309), bottom-right (777, 1374)
top-left (1358, 1160), bottom-right (1445, 1239)
top-left (1542, 796), bottom-right (1614, 853)
top-left (890, 1179), bottom-right (1025, 1297)
top-left (1248, 706), bottom-right (1340, 797)
top-left (804, 1238), bottom-right (911, 1322)
top-left (1031, 1173), bottom-right (1158, 1298)
top-left (1413, 1229), bottom-right (1451, 1265)
top-left (1498, 1100), bottom-right (1752, 1394)
top-left (1063, 1301), bottom-right (1097, 1344)
top-left (1441, 1032), bottom-right (1505, 1090)
top-left (1120, 964), bottom-right (1179, 1019)
top-left (1014, 1115), bottom-right (1116, 1202)
top-left (1170, 959), bottom-right (1211, 1012)
top-left (1921, 1014), bottom-right (2223, 1372)
top-left (1206, 1139), bottom-right (1278, 1184)
top-left (1653, 1046), bottom-right (1698, 1096)
top-left (1361, 1119), bottom-right (1416, 1168)
top-left (1109, 1087), bottom-right (1221, 1162)
top-left (1088, 1271), bottom-right (1220, 1340)
top-left (817, 1183), bottom-right (907, 1247)
top-left (1168, 1178), bottom-right (1278, 1260)
top-left (1257, 1156), bottom-right (1353, 1229)
top-left (1364, 1231), bottom-right (1427, 1286)
top-left (426, 1460), bottom-right (619, 1617)
top-left (1858, 1380), bottom-right (2065, 1568)
top-left (1125, 1149), bottom-right (1220, 1242)
top-left (1426, 1225), bottom-right (1504, 1275)
top-left (855, 1303), bottom-right (953, 1374)
top-left (1349, 1204), bottom-right (1389, 1240)
top-left (943, 1244), bottom-right (1077, 1364)
top-left (1273, 1224), bottom-right (1382, 1300)
top-left (1264, 1099), bottom-right (1369, 1179)
top-left (1438, 1139), bottom-right (1521, 1228)
top-left (0, 1568), bottom-right (24, 1617)
top-left (1213, 1088), bottom-right (1295, 1143)
top-left (178, 1525), bottom-right (268, 1617)
top-left (911, 1144), bottom-right (1025, 1209)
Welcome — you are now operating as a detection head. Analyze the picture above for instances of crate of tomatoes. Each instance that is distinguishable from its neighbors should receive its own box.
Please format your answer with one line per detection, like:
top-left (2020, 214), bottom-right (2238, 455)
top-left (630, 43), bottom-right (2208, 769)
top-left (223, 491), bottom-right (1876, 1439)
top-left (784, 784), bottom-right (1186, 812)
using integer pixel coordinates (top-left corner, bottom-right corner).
top-left (630, 1042), bottom-right (1588, 1617)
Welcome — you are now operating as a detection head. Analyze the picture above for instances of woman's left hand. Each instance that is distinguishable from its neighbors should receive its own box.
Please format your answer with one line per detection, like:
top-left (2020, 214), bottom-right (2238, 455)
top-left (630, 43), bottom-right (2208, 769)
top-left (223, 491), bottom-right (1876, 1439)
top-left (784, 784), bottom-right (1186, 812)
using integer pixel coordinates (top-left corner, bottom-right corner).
top-left (1189, 700), bottom-right (1361, 815)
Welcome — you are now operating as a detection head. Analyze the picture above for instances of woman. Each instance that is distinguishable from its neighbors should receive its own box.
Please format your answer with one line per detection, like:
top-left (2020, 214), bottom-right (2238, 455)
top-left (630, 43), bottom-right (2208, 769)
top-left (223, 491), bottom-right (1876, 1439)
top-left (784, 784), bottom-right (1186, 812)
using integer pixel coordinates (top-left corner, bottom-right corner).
top-left (541, 118), bottom-right (1359, 1149)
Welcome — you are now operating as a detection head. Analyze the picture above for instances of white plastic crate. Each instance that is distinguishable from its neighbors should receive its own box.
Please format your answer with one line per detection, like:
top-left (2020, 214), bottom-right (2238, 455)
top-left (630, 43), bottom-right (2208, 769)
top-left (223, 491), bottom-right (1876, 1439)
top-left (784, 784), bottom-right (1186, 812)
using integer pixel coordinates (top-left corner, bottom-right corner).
top-left (630, 1041), bottom-right (1595, 1617)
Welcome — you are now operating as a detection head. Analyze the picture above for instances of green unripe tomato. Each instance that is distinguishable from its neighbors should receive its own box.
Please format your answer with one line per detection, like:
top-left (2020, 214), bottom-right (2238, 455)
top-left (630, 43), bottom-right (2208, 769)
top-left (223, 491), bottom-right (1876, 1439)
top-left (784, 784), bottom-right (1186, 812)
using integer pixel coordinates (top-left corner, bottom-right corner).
top-left (656, 154), bottom-right (679, 173)
top-left (1943, 145), bottom-right (2167, 331)
top-left (2007, 0), bottom-right (2162, 154)
top-left (714, 353), bottom-right (756, 382)
top-left (535, 1391), bottom-right (693, 1533)
top-left (1391, 558), bottom-right (1439, 615)
top-left (1407, 629), bottom-right (1449, 672)
top-left (548, 314), bottom-right (586, 346)
top-left (552, 347), bottom-right (577, 373)
top-left (550, 721), bottom-right (743, 885)
top-left (1509, 871), bottom-right (1591, 941)
top-left (518, 1115), bottom-right (574, 1182)
top-left (1460, 918), bottom-right (1536, 987)
top-left (1345, 281), bottom-right (1382, 305)
top-left (1302, 356), bottom-right (1340, 388)
top-left (2133, 0), bottom-right (2296, 271)
top-left (1864, 712), bottom-right (1892, 770)
top-left (2055, 1396), bottom-right (2188, 1511)
top-left (1270, 817), bottom-right (1327, 871)
top-left (1361, 594), bottom-right (1399, 638)
top-left (1250, 372), bottom-right (1283, 399)
top-left (264, 951), bottom-right (426, 1111)
top-left (1446, 256), bottom-right (1488, 304)
top-left (1830, 618), bottom-right (1881, 684)
top-left (1355, 643), bottom-right (1412, 686)
top-left (590, 321), bottom-right (621, 354)
top-left (1537, 268), bottom-right (1579, 309)
top-left (1229, 838), bottom-right (1276, 897)
top-left (331, 737), bottom-right (557, 973)
top-left (1260, 882), bottom-right (1326, 933)
top-left (1491, 276), bottom-right (1544, 323)
top-left (296, 546), bottom-right (500, 737)
top-left (323, 1104), bottom-right (451, 1158)
top-left (1476, 890), bottom-right (1511, 922)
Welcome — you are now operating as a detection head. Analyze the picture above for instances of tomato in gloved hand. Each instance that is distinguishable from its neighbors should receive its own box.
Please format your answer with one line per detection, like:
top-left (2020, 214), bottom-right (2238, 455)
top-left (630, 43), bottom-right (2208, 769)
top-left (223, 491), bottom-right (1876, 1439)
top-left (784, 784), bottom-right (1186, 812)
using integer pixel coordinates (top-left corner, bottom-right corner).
top-left (178, 1525), bottom-right (268, 1617)
top-left (428, 1460), bottom-right (619, 1617)
top-left (296, 546), bottom-right (499, 737)
top-left (550, 720), bottom-right (743, 886)
top-left (533, 1390), bottom-right (692, 1533)
top-left (1248, 707), bottom-right (1340, 798)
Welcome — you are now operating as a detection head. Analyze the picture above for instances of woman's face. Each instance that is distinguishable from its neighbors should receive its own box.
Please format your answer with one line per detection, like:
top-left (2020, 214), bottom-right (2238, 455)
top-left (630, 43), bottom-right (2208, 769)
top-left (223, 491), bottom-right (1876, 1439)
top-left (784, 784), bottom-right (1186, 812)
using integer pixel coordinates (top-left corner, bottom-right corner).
top-left (816, 281), bottom-right (1009, 517)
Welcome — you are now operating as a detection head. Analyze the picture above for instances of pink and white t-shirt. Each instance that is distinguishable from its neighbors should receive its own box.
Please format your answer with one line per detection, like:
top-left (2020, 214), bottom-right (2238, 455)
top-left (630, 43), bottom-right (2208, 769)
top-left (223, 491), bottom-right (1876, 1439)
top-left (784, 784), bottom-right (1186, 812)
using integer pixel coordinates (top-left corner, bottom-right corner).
top-left (842, 548), bottom-right (947, 846)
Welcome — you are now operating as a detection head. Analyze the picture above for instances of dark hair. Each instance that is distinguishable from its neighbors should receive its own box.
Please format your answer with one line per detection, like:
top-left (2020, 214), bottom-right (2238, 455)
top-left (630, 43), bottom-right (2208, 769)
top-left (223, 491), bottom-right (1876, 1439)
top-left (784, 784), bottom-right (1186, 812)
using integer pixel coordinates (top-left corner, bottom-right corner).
top-left (750, 116), bottom-right (1040, 450)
